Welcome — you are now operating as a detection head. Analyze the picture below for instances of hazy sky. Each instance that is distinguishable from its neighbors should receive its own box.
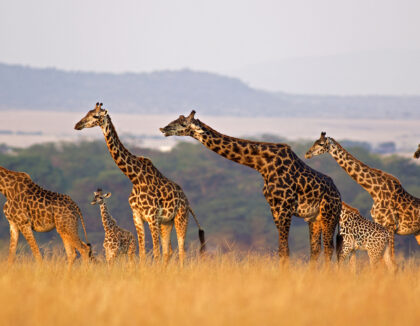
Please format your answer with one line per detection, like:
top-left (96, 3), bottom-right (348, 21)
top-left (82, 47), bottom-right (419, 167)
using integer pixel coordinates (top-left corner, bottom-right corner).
top-left (1, 0), bottom-right (419, 94)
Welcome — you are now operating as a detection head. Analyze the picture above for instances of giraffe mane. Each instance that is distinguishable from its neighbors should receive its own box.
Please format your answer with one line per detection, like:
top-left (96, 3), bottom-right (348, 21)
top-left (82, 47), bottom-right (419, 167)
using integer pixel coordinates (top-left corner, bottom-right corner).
top-left (341, 202), bottom-right (361, 215)
top-left (198, 120), bottom-right (291, 149)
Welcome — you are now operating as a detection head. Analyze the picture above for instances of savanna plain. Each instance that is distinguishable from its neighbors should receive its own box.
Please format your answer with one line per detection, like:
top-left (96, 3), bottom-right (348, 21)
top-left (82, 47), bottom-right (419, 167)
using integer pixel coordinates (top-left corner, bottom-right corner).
top-left (0, 250), bottom-right (419, 326)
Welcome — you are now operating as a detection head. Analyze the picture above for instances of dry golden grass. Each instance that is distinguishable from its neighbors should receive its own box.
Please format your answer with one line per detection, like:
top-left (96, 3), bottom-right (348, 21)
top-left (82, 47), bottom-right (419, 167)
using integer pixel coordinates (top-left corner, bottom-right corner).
top-left (0, 252), bottom-right (419, 326)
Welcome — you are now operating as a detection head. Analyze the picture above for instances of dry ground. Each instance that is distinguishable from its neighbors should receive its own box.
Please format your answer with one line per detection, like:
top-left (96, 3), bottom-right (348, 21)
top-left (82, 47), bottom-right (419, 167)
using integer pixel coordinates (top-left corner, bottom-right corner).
top-left (0, 252), bottom-right (419, 326)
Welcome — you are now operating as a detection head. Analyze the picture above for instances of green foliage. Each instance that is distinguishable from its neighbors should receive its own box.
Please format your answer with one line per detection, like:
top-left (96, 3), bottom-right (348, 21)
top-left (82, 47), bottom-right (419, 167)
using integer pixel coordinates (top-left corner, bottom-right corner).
top-left (0, 139), bottom-right (419, 257)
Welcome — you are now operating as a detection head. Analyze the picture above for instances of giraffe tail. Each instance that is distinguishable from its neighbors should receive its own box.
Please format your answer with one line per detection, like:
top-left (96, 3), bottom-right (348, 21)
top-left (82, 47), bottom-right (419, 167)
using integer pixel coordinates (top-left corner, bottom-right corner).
top-left (75, 204), bottom-right (90, 246)
top-left (188, 207), bottom-right (206, 254)
top-left (336, 232), bottom-right (344, 262)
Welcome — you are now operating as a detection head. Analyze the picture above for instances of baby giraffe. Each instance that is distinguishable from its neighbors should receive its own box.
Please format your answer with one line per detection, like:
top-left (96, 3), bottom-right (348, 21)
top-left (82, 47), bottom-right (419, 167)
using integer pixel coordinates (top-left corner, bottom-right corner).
top-left (337, 202), bottom-right (396, 272)
top-left (91, 189), bottom-right (136, 264)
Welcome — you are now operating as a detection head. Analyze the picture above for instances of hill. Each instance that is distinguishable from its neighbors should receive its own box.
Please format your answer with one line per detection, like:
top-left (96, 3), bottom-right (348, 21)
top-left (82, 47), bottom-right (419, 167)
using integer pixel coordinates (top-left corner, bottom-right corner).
top-left (1, 63), bottom-right (419, 118)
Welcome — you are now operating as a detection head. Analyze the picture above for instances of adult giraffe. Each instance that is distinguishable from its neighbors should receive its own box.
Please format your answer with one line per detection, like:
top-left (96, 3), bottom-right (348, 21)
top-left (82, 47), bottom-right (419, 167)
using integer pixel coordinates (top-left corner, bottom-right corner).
top-left (160, 111), bottom-right (342, 261)
top-left (0, 166), bottom-right (92, 267)
top-left (74, 103), bottom-right (205, 265)
top-left (306, 132), bottom-right (420, 259)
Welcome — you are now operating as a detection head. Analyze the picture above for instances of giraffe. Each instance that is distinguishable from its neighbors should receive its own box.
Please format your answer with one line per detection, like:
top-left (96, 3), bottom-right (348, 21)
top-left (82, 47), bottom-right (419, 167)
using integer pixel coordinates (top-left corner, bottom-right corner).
top-left (305, 132), bottom-right (420, 259)
top-left (74, 103), bottom-right (205, 265)
top-left (337, 202), bottom-right (396, 272)
top-left (91, 189), bottom-right (136, 264)
top-left (0, 166), bottom-right (93, 266)
top-left (414, 144), bottom-right (420, 159)
top-left (160, 111), bottom-right (342, 262)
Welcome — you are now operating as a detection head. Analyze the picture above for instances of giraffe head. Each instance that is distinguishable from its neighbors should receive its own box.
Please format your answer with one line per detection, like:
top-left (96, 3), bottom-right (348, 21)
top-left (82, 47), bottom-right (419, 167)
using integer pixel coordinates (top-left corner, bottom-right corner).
top-left (159, 110), bottom-right (200, 137)
top-left (90, 189), bottom-right (112, 205)
top-left (414, 144), bottom-right (420, 159)
top-left (74, 103), bottom-right (108, 130)
top-left (305, 132), bottom-right (331, 159)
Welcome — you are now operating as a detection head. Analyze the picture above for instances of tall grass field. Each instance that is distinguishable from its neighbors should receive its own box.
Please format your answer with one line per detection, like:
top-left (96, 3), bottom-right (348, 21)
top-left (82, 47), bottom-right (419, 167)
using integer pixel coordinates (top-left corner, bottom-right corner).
top-left (0, 251), bottom-right (419, 326)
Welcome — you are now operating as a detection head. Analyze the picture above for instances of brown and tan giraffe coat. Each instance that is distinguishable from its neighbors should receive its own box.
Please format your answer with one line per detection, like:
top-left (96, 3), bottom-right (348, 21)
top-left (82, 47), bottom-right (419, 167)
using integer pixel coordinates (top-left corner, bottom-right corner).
top-left (306, 132), bottom-right (420, 258)
top-left (91, 189), bottom-right (136, 264)
top-left (75, 103), bottom-right (205, 265)
top-left (337, 202), bottom-right (396, 272)
top-left (160, 111), bottom-right (342, 261)
top-left (0, 166), bottom-right (92, 266)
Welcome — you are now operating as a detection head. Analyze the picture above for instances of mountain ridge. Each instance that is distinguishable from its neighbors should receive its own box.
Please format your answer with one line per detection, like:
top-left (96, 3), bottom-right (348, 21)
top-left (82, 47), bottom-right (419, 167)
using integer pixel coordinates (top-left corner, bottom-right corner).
top-left (1, 63), bottom-right (419, 118)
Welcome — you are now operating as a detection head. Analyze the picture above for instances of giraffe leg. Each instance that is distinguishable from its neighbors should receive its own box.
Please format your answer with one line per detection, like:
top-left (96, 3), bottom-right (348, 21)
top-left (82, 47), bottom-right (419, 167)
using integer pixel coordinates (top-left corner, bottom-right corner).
top-left (65, 234), bottom-right (91, 264)
top-left (349, 251), bottom-right (356, 273)
top-left (148, 218), bottom-right (161, 262)
top-left (160, 221), bottom-right (174, 265)
top-left (174, 208), bottom-right (188, 267)
top-left (319, 198), bottom-right (340, 263)
top-left (337, 242), bottom-right (353, 270)
top-left (106, 250), bottom-right (117, 267)
top-left (127, 236), bottom-right (136, 264)
top-left (19, 224), bottom-right (42, 263)
top-left (367, 249), bottom-right (382, 269)
top-left (388, 227), bottom-right (396, 261)
top-left (271, 207), bottom-right (293, 262)
top-left (62, 239), bottom-right (77, 269)
top-left (56, 214), bottom-right (91, 265)
top-left (7, 221), bottom-right (20, 265)
top-left (308, 220), bottom-right (322, 262)
top-left (383, 243), bottom-right (397, 273)
top-left (132, 210), bottom-right (146, 261)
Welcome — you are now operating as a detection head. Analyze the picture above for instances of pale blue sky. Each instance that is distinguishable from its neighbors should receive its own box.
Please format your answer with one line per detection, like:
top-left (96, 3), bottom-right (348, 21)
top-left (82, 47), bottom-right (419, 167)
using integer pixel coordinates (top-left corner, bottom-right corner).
top-left (1, 0), bottom-right (419, 94)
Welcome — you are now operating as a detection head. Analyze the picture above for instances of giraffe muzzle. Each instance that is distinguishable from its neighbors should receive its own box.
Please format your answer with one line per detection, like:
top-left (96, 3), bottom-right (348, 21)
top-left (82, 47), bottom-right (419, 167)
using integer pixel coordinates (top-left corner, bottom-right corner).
top-left (159, 127), bottom-right (172, 137)
top-left (74, 121), bottom-right (84, 130)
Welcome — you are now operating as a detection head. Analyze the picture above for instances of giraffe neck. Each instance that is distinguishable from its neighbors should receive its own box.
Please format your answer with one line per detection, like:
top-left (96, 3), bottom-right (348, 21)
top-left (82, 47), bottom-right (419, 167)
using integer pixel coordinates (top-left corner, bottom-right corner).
top-left (328, 138), bottom-right (384, 195)
top-left (0, 166), bottom-right (20, 198)
top-left (100, 115), bottom-right (139, 180)
top-left (99, 202), bottom-right (117, 234)
top-left (189, 120), bottom-right (289, 172)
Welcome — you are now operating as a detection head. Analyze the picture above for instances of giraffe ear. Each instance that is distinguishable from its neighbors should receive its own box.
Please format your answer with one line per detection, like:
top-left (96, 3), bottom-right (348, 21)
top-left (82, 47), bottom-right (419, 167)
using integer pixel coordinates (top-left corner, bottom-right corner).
top-left (104, 192), bottom-right (111, 198)
top-left (90, 200), bottom-right (97, 205)
top-left (187, 110), bottom-right (196, 122)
